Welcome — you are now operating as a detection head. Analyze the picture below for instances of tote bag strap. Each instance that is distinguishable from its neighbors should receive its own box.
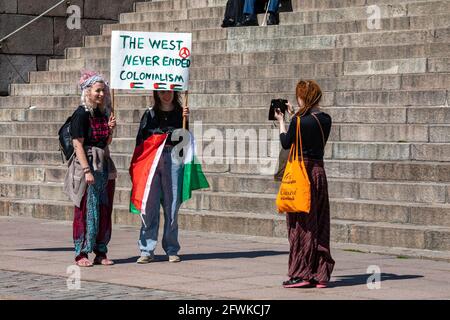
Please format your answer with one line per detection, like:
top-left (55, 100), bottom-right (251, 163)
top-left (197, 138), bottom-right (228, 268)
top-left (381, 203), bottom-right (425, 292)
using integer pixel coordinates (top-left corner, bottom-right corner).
top-left (288, 116), bottom-right (304, 163)
top-left (311, 112), bottom-right (325, 150)
top-left (294, 116), bottom-right (304, 162)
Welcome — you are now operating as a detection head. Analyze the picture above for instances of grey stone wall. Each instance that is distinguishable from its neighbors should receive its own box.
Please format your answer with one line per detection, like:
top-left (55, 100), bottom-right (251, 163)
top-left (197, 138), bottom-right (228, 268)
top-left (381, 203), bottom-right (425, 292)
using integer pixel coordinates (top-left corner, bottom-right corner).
top-left (0, 0), bottom-right (138, 95)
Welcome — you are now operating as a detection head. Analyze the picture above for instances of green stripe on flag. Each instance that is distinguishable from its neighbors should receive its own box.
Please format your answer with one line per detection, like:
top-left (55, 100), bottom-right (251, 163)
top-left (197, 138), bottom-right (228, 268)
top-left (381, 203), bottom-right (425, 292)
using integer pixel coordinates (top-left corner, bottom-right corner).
top-left (129, 191), bottom-right (140, 214)
top-left (182, 156), bottom-right (209, 203)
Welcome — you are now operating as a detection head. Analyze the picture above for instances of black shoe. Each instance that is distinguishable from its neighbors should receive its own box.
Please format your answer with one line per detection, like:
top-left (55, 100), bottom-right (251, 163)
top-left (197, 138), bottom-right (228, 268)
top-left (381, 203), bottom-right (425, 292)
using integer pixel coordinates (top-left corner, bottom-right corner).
top-left (241, 15), bottom-right (258, 26)
top-left (221, 18), bottom-right (235, 28)
top-left (267, 12), bottom-right (279, 26)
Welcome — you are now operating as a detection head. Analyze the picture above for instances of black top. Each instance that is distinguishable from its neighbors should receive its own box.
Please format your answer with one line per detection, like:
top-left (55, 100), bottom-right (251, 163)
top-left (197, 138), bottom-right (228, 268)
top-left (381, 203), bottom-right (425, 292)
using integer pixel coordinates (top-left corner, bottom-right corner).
top-left (136, 107), bottom-right (185, 147)
top-left (70, 106), bottom-right (110, 149)
top-left (280, 112), bottom-right (332, 160)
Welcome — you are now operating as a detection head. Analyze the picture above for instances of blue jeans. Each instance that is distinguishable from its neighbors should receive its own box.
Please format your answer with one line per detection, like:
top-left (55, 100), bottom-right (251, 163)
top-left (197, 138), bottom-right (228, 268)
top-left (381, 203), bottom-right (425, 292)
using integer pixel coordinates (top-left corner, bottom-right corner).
top-left (243, 0), bottom-right (280, 17)
top-left (138, 147), bottom-right (182, 257)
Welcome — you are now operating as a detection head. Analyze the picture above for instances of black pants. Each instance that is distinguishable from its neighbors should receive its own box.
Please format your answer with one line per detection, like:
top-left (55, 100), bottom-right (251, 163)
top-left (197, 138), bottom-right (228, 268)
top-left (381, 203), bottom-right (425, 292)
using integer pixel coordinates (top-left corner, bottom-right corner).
top-left (223, 0), bottom-right (245, 24)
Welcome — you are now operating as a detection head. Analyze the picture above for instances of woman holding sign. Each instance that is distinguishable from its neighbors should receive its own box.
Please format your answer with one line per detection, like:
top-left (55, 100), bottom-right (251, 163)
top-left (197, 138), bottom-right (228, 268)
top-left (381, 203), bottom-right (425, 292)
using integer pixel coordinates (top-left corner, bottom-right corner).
top-left (274, 80), bottom-right (335, 288)
top-left (64, 71), bottom-right (117, 267)
top-left (131, 90), bottom-right (189, 264)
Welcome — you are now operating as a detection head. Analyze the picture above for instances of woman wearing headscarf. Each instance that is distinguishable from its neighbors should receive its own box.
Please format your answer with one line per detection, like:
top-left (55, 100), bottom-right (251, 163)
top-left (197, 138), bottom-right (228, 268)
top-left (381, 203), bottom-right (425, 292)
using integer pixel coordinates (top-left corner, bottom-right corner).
top-left (64, 71), bottom-right (117, 267)
top-left (274, 80), bottom-right (335, 288)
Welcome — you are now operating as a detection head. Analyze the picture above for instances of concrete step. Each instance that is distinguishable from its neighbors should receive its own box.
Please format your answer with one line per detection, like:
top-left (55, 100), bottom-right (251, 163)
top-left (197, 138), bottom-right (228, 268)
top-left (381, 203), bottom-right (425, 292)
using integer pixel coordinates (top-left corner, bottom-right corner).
top-left (334, 89), bottom-right (448, 106)
top-left (102, 19), bottom-right (194, 36)
top-left (1, 116), bottom-right (450, 146)
top-left (1, 165), bottom-right (450, 213)
top-left (2, 138), bottom-right (450, 171)
top-left (29, 69), bottom-right (450, 95)
top-left (76, 39), bottom-right (448, 66)
top-left (203, 28), bottom-right (450, 54)
top-left (8, 82), bottom-right (154, 96)
top-left (80, 27), bottom-right (450, 55)
top-left (2, 97), bottom-right (448, 125)
top-left (0, 93), bottom-right (293, 110)
top-left (132, 0), bottom-right (446, 14)
top-left (3, 161), bottom-right (450, 206)
top-left (4, 158), bottom-right (450, 189)
top-left (120, 9), bottom-right (194, 24)
top-left (120, 1), bottom-right (449, 26)
top-left (186, 200), bottom-right (449, 239)
top-left (291, 0), bottom-right (442, 10)
top-left (191, 106), bottom-right (450, 125)
top-left (134, 0), bottom-right (228, 12)
top-left (0, 108), bottom-right (146, 123)
top-left (131, 0), bottom-right (421, 13)
top-left (64, 44), bottom-right (448, 71)
top-left (183, 187), bottom-right (450, 218)
top-left (2, 105), bottom-right (442, 126)
top-left (279, 2), bottom-right (450, 25)
top-left (4, 133), bottom-right (450, 162)
top-left (107, 13), bottom-right (450, 39)
top-left (1, 178), bottom-right (450, 225)
top-left (1, 196), bottom-right (449, 251)
top-left (0, 150), bottom-right (278, 172)
top-left (0, 95), bottom-right (151, 110)
top-left (180, 209), bottom-right (450, 251)
top-left (9, 76), bottom-right (449, 107)
top-left (189, 173), bottom-right (450, 204)
top-left (294, 0), bottom-right (441, 10)
top-left (187, 75), bottom-right (449, 94)
top-left (2, 91), bottom-right (447, 112)
top-left (39, 58), bottom-right (450, 86)
top-left (46, 58), bottom-right (449, 83)
top-left (1, 117), bottom-right (448, 142)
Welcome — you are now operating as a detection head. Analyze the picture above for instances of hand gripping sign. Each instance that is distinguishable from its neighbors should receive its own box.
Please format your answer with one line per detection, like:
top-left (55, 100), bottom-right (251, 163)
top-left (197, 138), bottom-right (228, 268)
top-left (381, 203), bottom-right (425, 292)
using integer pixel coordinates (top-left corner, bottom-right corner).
top-left (110, 31), bottom-right (192, 91)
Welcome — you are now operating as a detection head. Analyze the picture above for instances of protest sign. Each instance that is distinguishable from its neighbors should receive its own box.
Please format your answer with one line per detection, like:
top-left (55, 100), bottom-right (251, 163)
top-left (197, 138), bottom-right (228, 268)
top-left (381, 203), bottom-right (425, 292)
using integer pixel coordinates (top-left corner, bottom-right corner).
top-left (110, 31), bottom-right (192, 91)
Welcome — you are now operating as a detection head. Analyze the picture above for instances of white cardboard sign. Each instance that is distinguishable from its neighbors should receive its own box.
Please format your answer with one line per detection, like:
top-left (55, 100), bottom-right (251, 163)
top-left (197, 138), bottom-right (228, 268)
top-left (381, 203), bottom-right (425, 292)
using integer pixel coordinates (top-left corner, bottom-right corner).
top-left (110, 31), bottom-right (192, 91)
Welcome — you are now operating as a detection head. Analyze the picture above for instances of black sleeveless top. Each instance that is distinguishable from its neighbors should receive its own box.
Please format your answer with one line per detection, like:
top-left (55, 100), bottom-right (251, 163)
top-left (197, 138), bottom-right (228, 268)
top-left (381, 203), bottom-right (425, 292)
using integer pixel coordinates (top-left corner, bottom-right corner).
top-left (135, 107), bottom-right (184, 147)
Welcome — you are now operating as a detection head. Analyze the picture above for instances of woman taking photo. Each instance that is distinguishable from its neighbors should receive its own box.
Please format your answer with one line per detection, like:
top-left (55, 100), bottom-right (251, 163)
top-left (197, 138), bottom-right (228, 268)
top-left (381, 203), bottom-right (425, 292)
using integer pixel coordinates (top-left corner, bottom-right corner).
top-left (274, 80), bottom-right (335, 288)
top-left (134, 90), bottom-right (189, 264)
top-left (64, 71), bottom-right (117, 267)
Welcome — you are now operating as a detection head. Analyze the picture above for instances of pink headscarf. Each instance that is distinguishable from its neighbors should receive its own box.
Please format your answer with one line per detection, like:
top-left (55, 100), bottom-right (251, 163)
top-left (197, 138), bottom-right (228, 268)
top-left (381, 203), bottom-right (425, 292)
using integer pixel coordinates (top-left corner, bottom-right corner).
top-left (79, 70), bottom-right (111, 115)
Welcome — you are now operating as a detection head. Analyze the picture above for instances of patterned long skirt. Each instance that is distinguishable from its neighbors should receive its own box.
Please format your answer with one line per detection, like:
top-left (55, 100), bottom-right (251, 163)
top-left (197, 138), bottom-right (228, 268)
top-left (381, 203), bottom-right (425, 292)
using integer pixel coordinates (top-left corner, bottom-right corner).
top-left (73, 168), bottom-right (115, 262)
top-left (286, 158), bottom-right (335, 283)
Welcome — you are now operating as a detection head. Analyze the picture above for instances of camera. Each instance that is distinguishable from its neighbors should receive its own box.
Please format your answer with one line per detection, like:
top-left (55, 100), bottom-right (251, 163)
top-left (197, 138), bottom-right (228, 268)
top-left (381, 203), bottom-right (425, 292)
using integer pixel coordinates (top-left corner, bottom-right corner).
top-left (268, 99), bottom-right (288, 120)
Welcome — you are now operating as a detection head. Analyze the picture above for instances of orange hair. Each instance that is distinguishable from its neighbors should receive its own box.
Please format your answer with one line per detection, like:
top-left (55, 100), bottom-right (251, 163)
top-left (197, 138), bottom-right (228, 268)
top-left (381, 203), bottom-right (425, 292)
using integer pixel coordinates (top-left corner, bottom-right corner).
top-left (295, 80), bottom-right (322, 116)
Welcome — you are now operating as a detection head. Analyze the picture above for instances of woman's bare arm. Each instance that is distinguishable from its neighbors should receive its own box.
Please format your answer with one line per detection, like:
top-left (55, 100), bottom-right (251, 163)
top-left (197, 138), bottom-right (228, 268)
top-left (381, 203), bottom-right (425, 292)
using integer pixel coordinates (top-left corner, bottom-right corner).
top-left (73, 138), bottom-right (94, 185)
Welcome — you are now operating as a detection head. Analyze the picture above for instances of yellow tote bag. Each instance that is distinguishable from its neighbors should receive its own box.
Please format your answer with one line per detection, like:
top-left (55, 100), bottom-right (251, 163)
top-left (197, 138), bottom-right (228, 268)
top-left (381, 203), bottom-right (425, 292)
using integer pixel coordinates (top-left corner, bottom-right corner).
top-left (276, 116), bottom-right (311, 213)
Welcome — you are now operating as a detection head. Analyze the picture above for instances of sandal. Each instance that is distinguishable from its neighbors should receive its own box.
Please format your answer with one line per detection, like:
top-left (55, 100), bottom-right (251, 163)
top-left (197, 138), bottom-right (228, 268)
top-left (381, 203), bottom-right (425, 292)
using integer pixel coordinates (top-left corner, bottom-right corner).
top-left (94, 256), bottom-right (114, 266)
top-left (311, 279), bottom-right (328, 288)
top-left (76, 257), bottom-right (93, 267)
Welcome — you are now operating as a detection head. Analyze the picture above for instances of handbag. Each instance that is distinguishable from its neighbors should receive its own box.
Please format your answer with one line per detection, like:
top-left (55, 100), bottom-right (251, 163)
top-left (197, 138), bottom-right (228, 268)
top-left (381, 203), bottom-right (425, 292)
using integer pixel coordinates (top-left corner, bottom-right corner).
top-left (276, 116), bottom-right (311, 214)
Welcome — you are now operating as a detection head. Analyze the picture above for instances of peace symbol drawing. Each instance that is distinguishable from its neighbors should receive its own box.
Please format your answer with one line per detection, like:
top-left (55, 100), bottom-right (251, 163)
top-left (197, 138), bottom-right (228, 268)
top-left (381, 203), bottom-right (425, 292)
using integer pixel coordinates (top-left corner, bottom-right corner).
top-left (179, 47), bottom-right (191, 59)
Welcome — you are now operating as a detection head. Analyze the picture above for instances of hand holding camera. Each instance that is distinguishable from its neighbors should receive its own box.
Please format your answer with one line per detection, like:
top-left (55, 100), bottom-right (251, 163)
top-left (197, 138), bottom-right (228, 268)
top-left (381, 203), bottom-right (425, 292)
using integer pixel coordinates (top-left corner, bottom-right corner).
top-left (269, 99), bottom-right (294, 121)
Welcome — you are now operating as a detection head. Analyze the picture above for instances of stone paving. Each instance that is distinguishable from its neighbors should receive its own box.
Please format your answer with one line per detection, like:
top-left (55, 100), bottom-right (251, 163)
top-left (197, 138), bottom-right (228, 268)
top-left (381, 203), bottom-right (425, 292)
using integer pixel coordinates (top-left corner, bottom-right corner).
top-left (0, 216), bottom-right (449, 300)
top-left (0, 269), bottom-right (214, 300)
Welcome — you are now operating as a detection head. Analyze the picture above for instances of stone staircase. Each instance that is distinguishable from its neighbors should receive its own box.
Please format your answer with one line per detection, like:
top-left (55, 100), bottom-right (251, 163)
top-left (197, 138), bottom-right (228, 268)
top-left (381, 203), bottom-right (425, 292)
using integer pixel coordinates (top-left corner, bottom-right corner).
top-left (0, 0), bottom-right (449, 259)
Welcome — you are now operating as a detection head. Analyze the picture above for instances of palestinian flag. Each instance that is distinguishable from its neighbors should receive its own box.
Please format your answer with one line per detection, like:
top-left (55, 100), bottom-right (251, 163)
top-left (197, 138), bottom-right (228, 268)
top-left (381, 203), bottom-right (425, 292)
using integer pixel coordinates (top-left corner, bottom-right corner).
top-left (129, 131), bottom-right (209, 216)
top-left (130, 82), bottom-right (144, 89)
top-left (182, 132), bottom-right (209, 203)
top-left (129, 133), bottom-right (168, 215)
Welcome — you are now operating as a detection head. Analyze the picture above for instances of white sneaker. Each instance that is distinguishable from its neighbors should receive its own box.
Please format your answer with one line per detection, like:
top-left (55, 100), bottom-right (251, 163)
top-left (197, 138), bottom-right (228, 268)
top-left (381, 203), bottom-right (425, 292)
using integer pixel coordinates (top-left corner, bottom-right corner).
top-left (169, 255), bottom-right (181, 263)
top-left (137, 255), bottom-right (154, 264)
